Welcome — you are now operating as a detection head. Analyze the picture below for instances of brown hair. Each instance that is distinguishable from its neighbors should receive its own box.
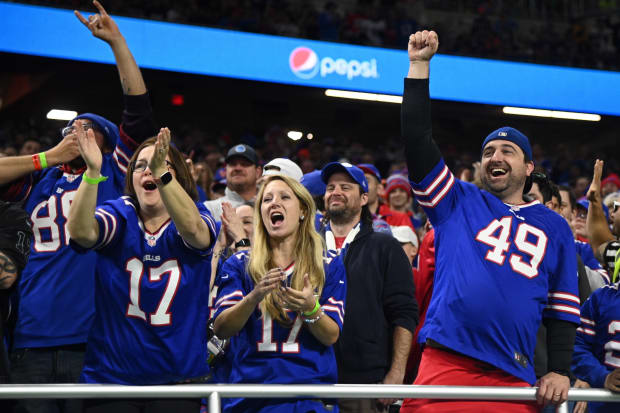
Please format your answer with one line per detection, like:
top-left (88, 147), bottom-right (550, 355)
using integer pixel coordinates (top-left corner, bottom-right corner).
top-left (125, 137), bottom-right (198, 202)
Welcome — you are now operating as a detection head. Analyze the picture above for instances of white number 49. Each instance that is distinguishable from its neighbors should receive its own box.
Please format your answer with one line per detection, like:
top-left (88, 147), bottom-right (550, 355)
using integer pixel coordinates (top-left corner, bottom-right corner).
top-left (475, 217), bottom-right (547, 278)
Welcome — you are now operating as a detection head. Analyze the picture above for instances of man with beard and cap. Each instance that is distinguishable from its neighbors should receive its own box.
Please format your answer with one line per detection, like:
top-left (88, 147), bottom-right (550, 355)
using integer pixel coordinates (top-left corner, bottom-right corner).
top-left (0, 3), bottom-right (154, 412)
top-left (400, 30), bottom-right (579, 413)
top-left (203, 144), bottom-right (262, 222)
top-left (320, 162), bottom-right (418, 413)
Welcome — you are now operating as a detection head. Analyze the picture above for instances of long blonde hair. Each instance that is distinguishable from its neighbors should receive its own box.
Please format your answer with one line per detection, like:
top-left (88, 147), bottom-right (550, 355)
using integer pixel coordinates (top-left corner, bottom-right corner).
top-left (248, 175), bottom-right (326, 325)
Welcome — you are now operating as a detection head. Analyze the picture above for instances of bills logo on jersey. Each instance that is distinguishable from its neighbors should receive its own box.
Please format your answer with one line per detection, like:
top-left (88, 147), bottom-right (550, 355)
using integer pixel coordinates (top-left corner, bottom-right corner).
top-left (289, 47), bottom-right (319, 79)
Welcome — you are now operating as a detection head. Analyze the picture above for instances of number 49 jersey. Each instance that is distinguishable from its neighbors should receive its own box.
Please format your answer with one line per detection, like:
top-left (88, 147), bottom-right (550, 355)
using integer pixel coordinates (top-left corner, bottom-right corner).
top-left (411, 160), bottom-right (580, 385)
top-left (76, 196), bottom-right (217, 385)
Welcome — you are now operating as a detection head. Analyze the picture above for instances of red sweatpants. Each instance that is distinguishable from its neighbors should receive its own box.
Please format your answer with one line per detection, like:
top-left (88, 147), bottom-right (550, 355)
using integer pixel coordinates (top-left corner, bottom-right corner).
top-left (400, 347), bottom-right (539, 413)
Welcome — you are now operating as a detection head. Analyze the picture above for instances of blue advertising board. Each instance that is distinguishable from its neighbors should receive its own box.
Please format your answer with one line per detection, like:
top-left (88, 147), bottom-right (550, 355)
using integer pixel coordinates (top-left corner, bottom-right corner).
top-left (1, 2), bottom-right (619, 116)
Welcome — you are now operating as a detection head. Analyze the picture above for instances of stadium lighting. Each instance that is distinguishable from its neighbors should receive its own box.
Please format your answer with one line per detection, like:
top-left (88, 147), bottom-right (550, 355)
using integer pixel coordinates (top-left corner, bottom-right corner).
top-left (325, 89), bottom-right (402, 104)
top-left (287, 131), bottom-right (303, 141)
top-left (502, 107), bottom-right (601, 122)
top-left (307, 133), bottom-right (314, 140)
top-left (47, 109), bottom-right (78, 121)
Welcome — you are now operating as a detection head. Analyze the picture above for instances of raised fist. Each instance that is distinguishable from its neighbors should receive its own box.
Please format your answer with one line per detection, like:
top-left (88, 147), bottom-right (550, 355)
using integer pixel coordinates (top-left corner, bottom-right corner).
top-left (408, 30), bottom-right (439, 62)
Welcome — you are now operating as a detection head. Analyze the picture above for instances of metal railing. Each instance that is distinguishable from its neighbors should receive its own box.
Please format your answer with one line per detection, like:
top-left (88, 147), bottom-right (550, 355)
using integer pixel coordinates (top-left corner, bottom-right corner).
top-left (2, 384), bottom-right (620, 412)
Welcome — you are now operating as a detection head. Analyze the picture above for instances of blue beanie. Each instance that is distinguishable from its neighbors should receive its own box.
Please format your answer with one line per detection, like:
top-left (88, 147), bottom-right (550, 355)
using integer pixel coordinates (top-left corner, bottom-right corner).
top-left (481, 127), bottom-right (532, 161)
top-left (68, 113), bottom-right (120, 148)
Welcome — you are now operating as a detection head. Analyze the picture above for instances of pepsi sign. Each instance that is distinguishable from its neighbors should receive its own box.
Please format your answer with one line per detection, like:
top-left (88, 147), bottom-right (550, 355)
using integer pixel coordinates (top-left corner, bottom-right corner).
top-left (289, 46), bottom-right (378, 80)
top-left (2, 2), bottom-right (620, 116)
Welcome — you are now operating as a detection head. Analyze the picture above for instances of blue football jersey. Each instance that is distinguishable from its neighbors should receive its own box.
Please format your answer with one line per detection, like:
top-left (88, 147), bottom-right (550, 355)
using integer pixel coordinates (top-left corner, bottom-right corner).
top-left (212, 251), bottom-right (346, 413)
top-left (411, 159), bottom-right (580, 385)
top-left (572, 283), bottom-right (620, 413)
top-left (575, 239), bottom-right (610, 284)
top-left (2, 139), bottom-right (133, 348)
top-left (77, 196), bottom-right (217, 384)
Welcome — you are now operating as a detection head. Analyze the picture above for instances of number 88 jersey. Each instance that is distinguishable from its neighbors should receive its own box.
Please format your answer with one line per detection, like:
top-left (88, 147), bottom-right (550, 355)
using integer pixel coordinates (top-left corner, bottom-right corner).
top-left (77, 196), bottom-right (217, 384)
top-left (411, 159), bottom-right (580, 386)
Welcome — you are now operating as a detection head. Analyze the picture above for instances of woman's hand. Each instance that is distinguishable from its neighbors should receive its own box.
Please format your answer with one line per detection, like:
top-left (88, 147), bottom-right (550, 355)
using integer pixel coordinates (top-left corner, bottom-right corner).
top-left (148, 128), bottom-right (171, 177)
top-left (248, 268), bottom-right (284, 305)
top-left (221, 202), bottom-right (247, 246)
top-left (277, 273), bottom-right (316, 313)
top-left (74, 124), bottom-right (102, 175)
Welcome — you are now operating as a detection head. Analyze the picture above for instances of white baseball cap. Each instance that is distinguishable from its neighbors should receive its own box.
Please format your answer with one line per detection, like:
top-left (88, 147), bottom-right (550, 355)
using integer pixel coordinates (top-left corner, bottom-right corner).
top-left (391, 225), bottom-right (419, 248)
top-left (262, 158), bottom-right (303, 182)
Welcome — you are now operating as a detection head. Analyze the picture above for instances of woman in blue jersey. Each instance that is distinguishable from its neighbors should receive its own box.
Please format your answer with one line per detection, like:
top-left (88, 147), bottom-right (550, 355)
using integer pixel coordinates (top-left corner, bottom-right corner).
top-left (212, 174), bottom-right (346, 413)
top-left (67, 127), bottom-right (216, 413)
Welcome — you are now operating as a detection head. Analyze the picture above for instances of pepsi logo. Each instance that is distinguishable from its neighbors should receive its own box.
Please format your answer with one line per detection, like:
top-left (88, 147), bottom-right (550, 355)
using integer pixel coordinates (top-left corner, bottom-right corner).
top-left (289, 47), bottom-right (319, 79)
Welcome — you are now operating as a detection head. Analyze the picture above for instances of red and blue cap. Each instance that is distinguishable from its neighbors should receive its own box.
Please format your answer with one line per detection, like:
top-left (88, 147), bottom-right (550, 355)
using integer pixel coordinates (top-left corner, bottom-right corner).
top-left (482, 126), bottom-right (533, 161)
top-left (357, 163), bottom-right (381, 182)
top-left (321, 162), bottom-right (369, 193)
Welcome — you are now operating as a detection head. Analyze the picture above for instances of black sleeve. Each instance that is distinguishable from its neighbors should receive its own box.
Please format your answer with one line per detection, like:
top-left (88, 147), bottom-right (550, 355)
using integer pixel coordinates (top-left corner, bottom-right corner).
top-left (0, 201), bottom-right (33, 276)
top-left (120, 93), bottom-right (156, 144)
top-left (382, 236), bottom-right (419, 333)
top-left (576, 254), bottom-right (592, 304)
top-left (401, 78), bottom-right (442, 183)
top-left (543, 317), bottom-right (577, 376)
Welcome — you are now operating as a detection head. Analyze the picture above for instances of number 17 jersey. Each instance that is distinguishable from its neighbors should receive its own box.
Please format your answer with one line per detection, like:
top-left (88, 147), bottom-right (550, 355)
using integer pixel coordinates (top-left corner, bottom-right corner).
top-left (411, 159), bottom-right (580, 385)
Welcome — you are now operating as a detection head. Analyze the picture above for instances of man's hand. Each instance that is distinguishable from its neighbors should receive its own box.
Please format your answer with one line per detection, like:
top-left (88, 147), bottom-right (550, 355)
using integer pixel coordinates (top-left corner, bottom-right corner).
top-left (47, 131), bottom-right (81, 166)
top-left (408, 30), bottom-right (439, 62)
top-left (604, 369), bottom-right (620, 392)
top-left (378, 368), bottom-right (405, 408)
top-left (536, 372), bottom-right (570, 406)
top-left (74, 1), bottom-right (123, 45)
top-left (586, 159), bottom-right (604, 205)
top-left (572, 379), bottom-right (590, 413)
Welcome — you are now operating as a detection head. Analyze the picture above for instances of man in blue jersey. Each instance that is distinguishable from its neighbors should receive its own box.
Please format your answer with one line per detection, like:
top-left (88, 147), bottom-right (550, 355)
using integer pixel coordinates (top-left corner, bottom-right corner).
top-left (572, 283), bottom-right (620, 413)
top-left (400, 30), bottom-right (580, 413)
top-left (0, 2), bottom-right (154, 412)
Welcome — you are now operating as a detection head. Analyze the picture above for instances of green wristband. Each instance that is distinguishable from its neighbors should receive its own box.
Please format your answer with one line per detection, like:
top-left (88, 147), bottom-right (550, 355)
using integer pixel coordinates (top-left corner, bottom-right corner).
top-left (38, 152), bottom-right (48, 169)
top-left (82, 172), bottom-right (108, 185)
top-left (302, 298), bottom-right (321, 317)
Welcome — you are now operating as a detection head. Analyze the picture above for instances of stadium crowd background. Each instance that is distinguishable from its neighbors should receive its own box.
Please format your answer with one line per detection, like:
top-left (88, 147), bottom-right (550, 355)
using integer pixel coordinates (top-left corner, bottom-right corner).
top-left (2, 0), bottom-right (620, 197)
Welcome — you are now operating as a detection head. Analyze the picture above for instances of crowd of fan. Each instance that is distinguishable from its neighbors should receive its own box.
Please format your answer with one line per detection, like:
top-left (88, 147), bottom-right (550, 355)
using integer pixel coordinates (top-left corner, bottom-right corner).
top-left (13, 0), bottom-right (620, 70)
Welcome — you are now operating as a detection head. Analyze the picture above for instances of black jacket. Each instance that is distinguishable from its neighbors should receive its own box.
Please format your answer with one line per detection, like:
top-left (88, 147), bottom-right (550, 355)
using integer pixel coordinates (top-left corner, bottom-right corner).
top-left (333, 222), bottom-right (418, 383)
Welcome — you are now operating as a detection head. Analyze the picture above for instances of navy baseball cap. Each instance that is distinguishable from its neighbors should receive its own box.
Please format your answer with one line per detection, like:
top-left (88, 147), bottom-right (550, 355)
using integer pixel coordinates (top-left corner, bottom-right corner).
top-left (226, 144), bottom-right (259, 165)
top-left (301, 170), bottom-right (327, 196)
top-left (69, 113), bottom-right (120, 148)
top-left (321, 162), bottom-right (369, 193)
top-left (357, 163), bottom-right (381, 182)
top-left (576, 198), bottom-right (609, 221)
top-left (482, 127), bottom-right (533, 161)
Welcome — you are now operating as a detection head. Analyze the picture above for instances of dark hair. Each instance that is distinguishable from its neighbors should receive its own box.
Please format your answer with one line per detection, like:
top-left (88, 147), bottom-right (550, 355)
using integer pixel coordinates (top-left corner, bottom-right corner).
top-left (125, 137), bottom-right (198, 203)
top-left (530, 172), bottom-right (555, 204)
top-left (558, 185), bottom-right (577, 209)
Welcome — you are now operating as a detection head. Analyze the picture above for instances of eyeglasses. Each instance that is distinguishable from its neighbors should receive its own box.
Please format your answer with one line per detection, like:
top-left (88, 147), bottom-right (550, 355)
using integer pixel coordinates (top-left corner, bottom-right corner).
top-left (132, 160), bottom-right (173, 173)
top-left (61, 122), bottom-right (96, 138)
top-left (575, 210), bottom-right (587, 219)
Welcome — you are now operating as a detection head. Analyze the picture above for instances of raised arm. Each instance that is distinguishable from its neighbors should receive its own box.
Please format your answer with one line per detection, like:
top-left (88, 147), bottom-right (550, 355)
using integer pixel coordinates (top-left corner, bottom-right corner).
top-left (402, 30), bottom-right (442, 183)
top-left (66, 127), bottom-right (104, 248)
top-left (76, 1), bottom-right (154, 145)
top-left (149, 128), bottom-right (212, 250)
top-left (75, 1), bottom-right (146, 96)
top-left (586, 160), bottom-right (615, 257)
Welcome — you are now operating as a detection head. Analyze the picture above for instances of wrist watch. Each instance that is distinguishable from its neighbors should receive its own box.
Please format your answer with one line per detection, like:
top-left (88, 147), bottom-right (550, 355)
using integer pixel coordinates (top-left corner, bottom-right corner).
top-left (155, 171), bottom-right (173, 187)
top-left (234, 238), bottom-right (251, 249)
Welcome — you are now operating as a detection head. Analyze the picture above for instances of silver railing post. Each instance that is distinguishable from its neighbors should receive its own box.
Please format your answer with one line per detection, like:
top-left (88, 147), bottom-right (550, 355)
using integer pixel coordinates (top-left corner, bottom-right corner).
top-left (556, 401), bottom-right (568, 413)
top-left (208, 391), bottom-right (221, 413)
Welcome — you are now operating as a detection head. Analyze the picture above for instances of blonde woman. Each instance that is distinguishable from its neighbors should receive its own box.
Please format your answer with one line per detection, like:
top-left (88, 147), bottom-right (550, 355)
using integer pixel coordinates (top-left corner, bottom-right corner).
top-left (213, 175), bottom-right (346, 413)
